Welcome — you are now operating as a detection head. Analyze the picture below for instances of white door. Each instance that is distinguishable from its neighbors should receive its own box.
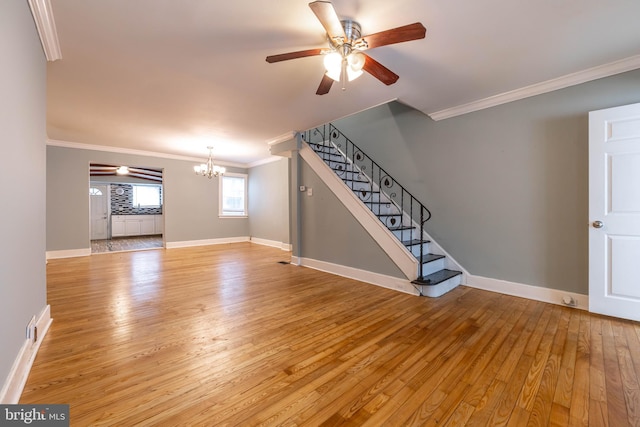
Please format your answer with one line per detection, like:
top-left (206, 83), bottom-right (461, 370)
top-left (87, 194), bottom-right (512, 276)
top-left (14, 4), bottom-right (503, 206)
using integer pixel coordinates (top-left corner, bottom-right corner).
top-left (589, 102), bottom-right (640, 321)
top-left (90, 184), bottom-right (109, 240)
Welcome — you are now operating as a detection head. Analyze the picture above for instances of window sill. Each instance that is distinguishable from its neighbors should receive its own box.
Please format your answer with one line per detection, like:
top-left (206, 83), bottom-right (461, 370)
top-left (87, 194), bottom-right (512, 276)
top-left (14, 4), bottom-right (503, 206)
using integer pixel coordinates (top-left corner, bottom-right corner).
top-left (219, 215), bottom-right (248, 219)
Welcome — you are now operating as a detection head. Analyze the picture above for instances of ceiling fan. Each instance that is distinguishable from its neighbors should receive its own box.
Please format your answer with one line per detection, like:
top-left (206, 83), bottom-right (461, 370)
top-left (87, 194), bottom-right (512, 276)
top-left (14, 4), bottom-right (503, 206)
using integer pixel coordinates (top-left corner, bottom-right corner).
top-left (266, 1), bottom-right (426, 95)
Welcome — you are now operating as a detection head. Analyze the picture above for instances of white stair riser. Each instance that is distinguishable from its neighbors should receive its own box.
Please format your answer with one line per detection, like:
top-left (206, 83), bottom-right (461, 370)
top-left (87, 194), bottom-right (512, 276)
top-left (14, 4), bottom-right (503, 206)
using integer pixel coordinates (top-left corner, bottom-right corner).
top-left (408, 242), bottom-right (431, 258)
top-left (378, 216), bottom-right (409, 229)
top-left (420, 257), bottom-right (446, 276)
top-left (392, 228), bottom-right (419, 241)
top-left (419, 274), bottom-right (463, 298)
top-left (356, 192), bottom-right (391, 203)
top-left (347, 181), bottom-right (373, 192)
top-left (325, 161), bottom-right (354, 172)
top-left (364, 203), bottom-right (401, 216)
top-left (334, 170), bottom-right (363, 181)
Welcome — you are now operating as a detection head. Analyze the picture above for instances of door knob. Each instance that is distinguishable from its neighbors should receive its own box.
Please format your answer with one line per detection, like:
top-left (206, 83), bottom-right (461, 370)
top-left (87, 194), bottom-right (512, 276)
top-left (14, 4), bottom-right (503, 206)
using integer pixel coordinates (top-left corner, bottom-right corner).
top-left (592, 220), bottom-right (604, 229)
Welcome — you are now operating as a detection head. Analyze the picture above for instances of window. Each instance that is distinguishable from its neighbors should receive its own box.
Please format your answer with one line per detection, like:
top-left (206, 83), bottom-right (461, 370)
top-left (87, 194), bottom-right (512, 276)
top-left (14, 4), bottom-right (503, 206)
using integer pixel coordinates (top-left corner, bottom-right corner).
top-left (133, 185), bottom-right (162, 208)
top-left (219, 173), bottom-right (247, 217)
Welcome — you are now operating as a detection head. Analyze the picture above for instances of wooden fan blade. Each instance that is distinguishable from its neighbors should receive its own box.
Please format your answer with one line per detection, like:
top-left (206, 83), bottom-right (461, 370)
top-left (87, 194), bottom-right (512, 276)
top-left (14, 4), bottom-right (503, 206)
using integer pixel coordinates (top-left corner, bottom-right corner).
top-left (316, 74), bottom-right (334, 95)
top-left (363, 54), bottom-right (399, 85)
top-left (266, 48), bottom-right (324, 63)
top-left (309, 1), bottom-right (346, 44)
top-left (358, 23), bottom-right (426, 50)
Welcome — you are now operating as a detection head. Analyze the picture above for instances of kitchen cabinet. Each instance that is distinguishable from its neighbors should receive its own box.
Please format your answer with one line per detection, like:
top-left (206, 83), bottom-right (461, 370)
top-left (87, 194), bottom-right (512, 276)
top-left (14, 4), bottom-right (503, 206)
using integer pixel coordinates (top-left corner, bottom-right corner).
top-left (112, 215), bottom-right (163, 237)
top-left (154, 215), bottom-right (163, 234)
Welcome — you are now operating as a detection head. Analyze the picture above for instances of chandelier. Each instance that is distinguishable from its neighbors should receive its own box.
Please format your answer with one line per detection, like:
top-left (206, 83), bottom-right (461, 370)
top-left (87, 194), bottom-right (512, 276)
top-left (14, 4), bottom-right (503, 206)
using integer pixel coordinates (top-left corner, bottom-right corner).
top-left (194, 146), bottom-right (225, 179)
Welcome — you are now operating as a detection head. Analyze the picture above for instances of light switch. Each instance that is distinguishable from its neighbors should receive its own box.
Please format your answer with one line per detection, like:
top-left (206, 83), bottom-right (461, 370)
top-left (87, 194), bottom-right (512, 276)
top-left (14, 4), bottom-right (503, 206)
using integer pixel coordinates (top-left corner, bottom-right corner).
top-left (307, 188), bottom-right (313, 196)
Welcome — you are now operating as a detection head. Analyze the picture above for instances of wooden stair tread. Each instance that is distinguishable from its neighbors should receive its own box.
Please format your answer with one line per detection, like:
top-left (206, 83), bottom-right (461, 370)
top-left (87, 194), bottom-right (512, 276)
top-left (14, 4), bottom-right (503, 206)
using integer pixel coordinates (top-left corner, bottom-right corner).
top-left (412, 269), bottom-right (462, 286)
top-left (387, 225), bottom-right (415, 231)
top-left (419, 253), bottom-right (445, 264)
top-left (402, 239), bottom-right (431, 246)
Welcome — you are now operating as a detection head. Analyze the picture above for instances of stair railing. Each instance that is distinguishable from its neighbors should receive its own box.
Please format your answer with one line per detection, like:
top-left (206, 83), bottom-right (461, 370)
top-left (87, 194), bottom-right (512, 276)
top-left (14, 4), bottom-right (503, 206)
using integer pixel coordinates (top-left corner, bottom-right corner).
top-left (301, 123), bottom-right (433, 280)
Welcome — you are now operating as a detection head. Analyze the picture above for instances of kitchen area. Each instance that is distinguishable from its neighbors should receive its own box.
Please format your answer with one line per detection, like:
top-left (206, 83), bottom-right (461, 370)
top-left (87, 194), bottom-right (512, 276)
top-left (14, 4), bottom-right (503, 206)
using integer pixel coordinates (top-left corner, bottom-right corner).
top-left (89, 164), bottom-right (164, 253)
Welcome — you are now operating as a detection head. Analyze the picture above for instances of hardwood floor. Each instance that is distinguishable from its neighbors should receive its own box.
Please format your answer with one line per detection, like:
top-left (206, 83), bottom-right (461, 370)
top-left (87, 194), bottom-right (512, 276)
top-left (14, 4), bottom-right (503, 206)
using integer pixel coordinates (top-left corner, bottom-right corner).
top-left (21, 243), bottom-right (640, 426)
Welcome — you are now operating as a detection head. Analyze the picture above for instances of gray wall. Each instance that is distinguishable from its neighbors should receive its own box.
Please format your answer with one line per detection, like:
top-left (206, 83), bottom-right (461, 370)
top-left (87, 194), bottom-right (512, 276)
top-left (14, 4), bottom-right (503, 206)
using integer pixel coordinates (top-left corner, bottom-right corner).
top-left (248, 158), bottom-right (290, 245)
top-left (298, 161), bottom-right (405, 278)
top-left (333, 70), bottom-right (640, 294)
top-left (47, 146), bottom-right (249, 250)
top-left (0, 1), bottom-right (48, 390)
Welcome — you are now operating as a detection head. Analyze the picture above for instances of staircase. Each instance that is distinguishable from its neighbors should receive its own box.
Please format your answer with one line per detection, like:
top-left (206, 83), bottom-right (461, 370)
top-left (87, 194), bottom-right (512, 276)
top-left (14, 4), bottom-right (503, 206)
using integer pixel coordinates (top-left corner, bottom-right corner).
top-left (301, 124), bottom-right (463, 297)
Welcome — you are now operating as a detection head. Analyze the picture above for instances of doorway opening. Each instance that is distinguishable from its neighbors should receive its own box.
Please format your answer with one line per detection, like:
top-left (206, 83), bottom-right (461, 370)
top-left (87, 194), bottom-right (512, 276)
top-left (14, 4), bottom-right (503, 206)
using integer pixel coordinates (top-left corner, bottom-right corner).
top-left (89, 164), bottom-right (164, 254)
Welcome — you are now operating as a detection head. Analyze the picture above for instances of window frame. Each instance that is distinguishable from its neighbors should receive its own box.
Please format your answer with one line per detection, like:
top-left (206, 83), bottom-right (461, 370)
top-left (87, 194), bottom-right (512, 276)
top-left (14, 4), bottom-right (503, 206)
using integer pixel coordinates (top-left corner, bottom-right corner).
top-left (218, 172), bottom-right (248, 218)
top-left (132, 184), bottom-right (162, 208)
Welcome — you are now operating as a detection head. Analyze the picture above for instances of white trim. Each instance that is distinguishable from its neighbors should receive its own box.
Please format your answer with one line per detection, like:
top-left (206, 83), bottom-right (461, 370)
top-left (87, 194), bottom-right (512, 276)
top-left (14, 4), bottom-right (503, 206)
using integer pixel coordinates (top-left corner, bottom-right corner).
top-left (27, 0), bottom-right (61, 61)
top-left (300, 143), bottom-right (419, 280)
top-left (47, 139), bottom-right (246, 168)
top-left (46, 248), bottom-right (91, 259)
top-left (427, 54), bottom-right (640, 121)
top-left (219, 172), bottom-right (248, 217)
top-left (0, 305), bottom-right (52, 404)
top-left (306, 98), bottom-right (399, 131)
top-left (466, 275), bottom-right (588, 310)
top-left (250, 237), bottom-right (291, 251)
top-left (165, 236), bottom-right (250, 249)
top-left (247, 156), bottom-right (283, 168)
top-left (266, 132), bottom-right (296, 146)
top-left (48, 138), bottom-right (286, 170)
top-left (296, 257), bottom-right (418, 296)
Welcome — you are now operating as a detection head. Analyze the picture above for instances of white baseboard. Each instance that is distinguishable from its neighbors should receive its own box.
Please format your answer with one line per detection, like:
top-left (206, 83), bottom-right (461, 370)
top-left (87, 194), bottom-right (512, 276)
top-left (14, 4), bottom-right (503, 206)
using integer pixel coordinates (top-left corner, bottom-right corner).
top-left (46, 248), bottom-right (91, 259)
top-left (0, 305), bottom-right (52, 404)
top-left (165, 236), bottom-right (250, 249)
top-left (466, 275), bottom-right (588, 310)
top-left (295, 257), bottom-right (419, 296)
top-left (250, 237), bottom-right (292, 251)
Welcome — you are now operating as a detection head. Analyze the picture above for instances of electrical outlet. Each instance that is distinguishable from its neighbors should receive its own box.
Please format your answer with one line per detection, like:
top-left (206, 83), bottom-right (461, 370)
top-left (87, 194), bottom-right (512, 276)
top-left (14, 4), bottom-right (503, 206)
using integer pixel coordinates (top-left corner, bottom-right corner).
top-left (26, 316), bottom-right (36, 342)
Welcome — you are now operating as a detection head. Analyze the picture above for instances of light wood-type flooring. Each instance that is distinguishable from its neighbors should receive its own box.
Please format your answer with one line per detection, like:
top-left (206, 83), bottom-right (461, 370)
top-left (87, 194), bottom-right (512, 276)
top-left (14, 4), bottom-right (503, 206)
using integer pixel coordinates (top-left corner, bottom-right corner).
top-left (21, 243), bottom-right (640, 426)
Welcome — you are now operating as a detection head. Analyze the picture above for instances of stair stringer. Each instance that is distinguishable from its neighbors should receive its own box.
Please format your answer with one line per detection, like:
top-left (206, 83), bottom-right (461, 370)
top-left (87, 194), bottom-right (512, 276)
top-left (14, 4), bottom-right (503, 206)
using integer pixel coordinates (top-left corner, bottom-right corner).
top-left (300, 143), bottom-right (419, 280)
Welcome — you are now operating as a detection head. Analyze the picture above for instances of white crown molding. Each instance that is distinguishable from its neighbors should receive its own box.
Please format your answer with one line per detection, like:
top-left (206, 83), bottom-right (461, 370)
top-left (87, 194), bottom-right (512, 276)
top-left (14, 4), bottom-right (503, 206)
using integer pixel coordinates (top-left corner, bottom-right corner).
top-left (46, 139), bottom-right (247, 168)
top-left (247, 156), bottom-right (283, 168)
top-left (28, 0), bottom-right (62, 61)
top-left (266, 132), bottom-right (296, 146)
top-left (427, 54), bottom-right (640, 121)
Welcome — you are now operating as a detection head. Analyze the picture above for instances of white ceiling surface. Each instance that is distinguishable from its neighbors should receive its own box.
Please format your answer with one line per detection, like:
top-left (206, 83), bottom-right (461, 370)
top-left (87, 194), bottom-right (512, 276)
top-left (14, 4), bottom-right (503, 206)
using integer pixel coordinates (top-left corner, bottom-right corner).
top-left (46, 0), bottom-right (640, 165)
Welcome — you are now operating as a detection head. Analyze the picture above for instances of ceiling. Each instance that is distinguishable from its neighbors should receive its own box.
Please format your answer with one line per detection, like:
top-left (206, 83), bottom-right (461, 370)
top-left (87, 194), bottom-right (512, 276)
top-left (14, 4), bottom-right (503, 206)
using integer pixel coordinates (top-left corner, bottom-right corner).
top-left (45, 0), bottom-right (640, 166)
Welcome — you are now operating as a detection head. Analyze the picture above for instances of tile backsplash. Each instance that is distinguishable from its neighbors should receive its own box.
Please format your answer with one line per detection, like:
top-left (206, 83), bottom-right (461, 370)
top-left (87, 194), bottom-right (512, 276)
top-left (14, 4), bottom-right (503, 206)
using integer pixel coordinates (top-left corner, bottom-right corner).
top-left (111, 184), bottom-right (163, 215)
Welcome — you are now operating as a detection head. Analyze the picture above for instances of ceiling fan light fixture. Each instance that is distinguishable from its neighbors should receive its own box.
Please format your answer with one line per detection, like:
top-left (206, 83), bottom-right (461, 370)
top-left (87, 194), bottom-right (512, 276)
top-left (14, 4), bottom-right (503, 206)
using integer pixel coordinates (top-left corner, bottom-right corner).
top-left (323, 52), bottom-right (342, 81)
top-left (348, 52), bottom-right (365, 71)
top-left (346, 67), bottom-right (363, 82)
top-left (346, 51), bottom-right (365, 81)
